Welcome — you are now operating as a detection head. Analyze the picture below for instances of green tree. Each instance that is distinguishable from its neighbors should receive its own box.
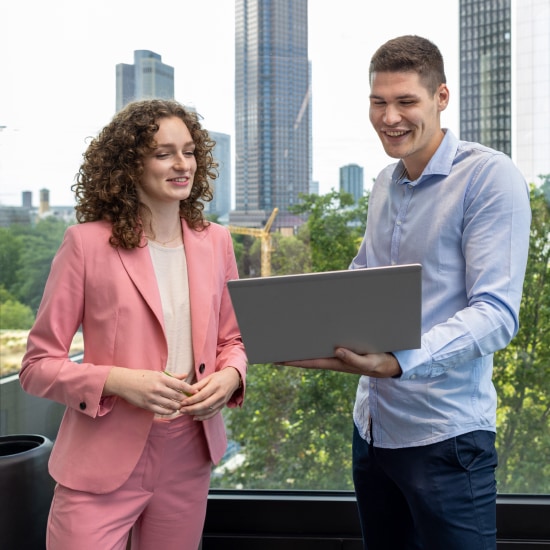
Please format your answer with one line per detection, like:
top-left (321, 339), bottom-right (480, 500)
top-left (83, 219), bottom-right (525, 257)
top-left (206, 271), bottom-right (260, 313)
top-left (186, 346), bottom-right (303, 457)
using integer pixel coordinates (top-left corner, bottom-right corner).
top-left (494, 179), bottom-right (550, 493)
top-left (291, 190), bottom-right (368, 272)
top-left (0, 286), bottom-right (34, 329)
top-left (247, 232), bottom-right (312, 276)
top-left (218, 365), bottom-right (357, 490)
top-left (11, 217), bottom-right (69, 312)
top-left (0, 299), bottom-right (35, 329)
top-left (232, 234), bottom-right (258, 278)
top-left (0, 227), bottom-right (21, 294)
top-left (217, 191), bottom-right (368, 489)
top-left (220, 183), bottom-right (550, 495)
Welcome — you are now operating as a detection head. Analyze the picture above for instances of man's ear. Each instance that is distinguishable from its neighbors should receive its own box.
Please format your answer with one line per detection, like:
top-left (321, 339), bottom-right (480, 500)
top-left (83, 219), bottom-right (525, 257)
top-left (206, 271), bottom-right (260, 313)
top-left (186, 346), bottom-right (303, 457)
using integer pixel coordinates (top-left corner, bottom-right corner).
top-left (437, 83), bottom-right (450, 112)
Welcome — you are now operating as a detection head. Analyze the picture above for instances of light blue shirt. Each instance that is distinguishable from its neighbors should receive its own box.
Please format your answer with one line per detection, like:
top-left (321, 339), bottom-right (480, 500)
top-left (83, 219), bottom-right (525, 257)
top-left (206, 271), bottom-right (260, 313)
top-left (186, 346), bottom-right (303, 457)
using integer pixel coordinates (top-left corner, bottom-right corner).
top-left (352, 130), bottom-right (531, 449)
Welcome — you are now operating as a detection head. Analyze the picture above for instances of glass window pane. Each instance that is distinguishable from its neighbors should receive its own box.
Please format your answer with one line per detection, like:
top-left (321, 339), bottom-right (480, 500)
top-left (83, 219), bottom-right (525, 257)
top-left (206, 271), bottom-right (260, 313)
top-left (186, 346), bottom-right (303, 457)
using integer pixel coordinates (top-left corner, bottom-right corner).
top-left (1, 0), bottom-right (548, 498)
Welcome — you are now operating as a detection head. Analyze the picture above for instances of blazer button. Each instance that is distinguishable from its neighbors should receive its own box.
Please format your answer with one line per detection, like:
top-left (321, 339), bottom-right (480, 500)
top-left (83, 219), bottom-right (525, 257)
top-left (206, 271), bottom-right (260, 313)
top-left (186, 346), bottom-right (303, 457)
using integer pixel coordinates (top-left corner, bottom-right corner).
top-left (199, 363), bottom-right (205, 374)
top-left (79, 402), bottom-right (87, 410)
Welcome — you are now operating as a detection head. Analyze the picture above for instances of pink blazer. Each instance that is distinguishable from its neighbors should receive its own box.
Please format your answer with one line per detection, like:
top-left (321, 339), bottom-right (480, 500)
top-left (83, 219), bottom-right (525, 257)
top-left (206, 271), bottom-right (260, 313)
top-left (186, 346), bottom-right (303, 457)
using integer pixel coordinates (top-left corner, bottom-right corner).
top-left (20, 219), bottom-right (247, 494)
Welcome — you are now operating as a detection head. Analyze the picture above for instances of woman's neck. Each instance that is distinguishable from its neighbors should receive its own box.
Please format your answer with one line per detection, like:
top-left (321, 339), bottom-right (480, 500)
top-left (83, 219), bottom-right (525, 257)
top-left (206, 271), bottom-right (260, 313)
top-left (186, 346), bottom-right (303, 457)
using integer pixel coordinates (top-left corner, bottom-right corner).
top-left (143, 209), bottom-right (183, 247)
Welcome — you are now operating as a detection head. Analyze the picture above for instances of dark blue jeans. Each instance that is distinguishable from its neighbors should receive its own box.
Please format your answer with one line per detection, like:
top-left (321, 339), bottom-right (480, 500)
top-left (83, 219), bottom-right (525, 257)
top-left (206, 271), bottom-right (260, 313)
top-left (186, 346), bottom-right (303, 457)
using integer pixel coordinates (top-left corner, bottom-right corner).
top-left (352, 425), bottom-right (498, 550)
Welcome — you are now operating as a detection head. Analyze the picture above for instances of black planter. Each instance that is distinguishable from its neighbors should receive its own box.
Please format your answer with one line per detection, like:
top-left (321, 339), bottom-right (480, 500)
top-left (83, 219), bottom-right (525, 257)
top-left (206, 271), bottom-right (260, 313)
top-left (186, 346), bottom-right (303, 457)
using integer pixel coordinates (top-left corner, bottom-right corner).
top-left (0, 434), bottom-right (55, 550)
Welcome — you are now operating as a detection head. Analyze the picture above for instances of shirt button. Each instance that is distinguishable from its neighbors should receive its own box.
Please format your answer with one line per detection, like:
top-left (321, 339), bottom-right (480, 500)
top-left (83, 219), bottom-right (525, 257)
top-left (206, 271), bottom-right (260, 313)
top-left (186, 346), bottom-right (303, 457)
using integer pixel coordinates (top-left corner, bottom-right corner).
top-left (410, 374), bottom-right (417, 380)
top-left (370, 383), bottom-right (375, 389)
top-left (199, 363), bottom-right (205, 374)
top-left (79, 402), bottom-right (87, 410)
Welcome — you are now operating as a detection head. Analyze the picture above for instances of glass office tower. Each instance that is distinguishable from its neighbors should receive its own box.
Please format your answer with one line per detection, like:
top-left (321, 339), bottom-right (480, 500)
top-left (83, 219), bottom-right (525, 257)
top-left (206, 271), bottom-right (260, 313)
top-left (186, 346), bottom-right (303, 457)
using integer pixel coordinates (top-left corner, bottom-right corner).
top-left (339, 164), bottom-right (364, 204)
top-left (459, 0), bottom-right (512, 156)
top-left (116, 50), bottom-right (174, 112)
top-left (232, 0), bottom-right (311, 227)
top-left (207, 131), bottom-right (232, 222)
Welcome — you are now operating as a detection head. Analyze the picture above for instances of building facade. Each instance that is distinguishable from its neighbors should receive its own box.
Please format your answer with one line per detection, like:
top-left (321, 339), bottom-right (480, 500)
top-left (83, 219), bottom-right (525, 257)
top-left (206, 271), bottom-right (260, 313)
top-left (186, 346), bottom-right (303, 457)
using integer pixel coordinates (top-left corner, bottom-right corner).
top-left (339, 164), bottom-right (364, 204)
top-left (232, 0), bottom-right (311, 228)
top-left (459, 0), bottom-right (512, 156)
top-left (116, 50), bottom-right (174, 111)
top-left (206, 131), bottom-right (232, 222)
top-left (459, 0), bottom-right (550, 184)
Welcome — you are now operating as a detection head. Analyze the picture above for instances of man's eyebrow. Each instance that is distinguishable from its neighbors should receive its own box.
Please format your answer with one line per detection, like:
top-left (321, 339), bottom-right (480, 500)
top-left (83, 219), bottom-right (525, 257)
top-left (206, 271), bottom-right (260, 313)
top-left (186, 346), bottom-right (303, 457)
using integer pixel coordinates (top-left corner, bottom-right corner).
top-left (369, 93), bottom-right (420, 100)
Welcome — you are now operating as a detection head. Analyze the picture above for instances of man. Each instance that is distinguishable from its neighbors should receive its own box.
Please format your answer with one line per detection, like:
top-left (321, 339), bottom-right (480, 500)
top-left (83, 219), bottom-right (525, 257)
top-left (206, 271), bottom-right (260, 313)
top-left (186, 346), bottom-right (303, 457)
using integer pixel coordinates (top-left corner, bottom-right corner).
top-left (289, 35), bottom-right (531, 549)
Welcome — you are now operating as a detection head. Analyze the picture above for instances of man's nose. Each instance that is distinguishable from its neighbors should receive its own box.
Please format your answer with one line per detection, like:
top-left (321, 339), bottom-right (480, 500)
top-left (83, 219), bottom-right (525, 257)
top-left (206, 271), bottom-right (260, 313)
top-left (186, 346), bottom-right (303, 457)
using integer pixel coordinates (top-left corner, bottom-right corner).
top-left (383, 104), bottom-right (401, 125)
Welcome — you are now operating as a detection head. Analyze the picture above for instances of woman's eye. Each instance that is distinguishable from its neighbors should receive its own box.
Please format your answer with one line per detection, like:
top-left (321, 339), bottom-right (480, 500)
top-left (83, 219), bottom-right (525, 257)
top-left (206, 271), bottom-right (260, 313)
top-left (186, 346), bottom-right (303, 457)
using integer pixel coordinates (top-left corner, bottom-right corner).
top-left (156, 153), bottom-right (170, 159)
top-left (184, 151), bottom-right (195, 157)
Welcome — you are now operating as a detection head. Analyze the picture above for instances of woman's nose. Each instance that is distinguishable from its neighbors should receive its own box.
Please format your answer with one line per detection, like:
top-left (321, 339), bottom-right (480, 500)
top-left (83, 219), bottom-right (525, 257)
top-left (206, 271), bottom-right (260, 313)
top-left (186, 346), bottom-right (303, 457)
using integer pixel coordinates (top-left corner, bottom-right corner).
top-left (174, 153), bottom-right (191, 170)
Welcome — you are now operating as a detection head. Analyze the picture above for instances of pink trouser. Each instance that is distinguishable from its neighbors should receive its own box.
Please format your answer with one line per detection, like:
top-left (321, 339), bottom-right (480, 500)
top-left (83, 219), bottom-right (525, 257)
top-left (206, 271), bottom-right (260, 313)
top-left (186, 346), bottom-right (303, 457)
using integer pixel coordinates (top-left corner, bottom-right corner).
top-left (47, 414), bottom-right (212, 550)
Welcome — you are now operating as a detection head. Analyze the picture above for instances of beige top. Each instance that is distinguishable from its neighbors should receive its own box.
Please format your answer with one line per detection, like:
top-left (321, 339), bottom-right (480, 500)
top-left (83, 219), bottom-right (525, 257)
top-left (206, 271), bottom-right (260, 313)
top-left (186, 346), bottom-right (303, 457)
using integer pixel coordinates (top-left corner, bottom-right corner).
top-left (148, 240), bottom-right (195, 388)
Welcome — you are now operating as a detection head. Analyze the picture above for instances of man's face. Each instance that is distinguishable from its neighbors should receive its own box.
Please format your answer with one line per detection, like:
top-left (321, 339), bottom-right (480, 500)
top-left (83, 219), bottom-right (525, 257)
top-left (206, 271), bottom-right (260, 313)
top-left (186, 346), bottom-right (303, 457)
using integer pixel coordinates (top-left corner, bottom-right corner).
top-left (369, 70), bottom-right (449, 180)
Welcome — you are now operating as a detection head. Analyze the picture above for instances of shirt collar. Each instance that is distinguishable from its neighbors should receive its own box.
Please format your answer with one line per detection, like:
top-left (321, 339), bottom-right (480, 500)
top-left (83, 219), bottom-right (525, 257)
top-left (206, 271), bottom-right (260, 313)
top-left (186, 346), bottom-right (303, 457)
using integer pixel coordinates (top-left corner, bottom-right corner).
top-left (391, 129), bottom-right (459, 186)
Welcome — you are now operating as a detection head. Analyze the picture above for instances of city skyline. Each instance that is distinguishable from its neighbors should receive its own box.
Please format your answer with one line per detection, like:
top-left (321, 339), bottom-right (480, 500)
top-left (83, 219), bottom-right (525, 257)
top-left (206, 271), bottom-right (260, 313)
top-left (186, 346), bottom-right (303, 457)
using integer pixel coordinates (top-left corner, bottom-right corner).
top-left (0, 0), bottom-right (461, 207)
top-left (232, 0), bottom-right (311, 227)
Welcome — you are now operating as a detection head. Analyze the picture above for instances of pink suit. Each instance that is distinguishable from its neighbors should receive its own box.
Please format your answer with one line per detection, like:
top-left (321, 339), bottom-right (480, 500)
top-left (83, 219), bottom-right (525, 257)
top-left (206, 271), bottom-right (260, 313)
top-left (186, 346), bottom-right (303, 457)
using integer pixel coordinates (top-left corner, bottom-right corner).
top-left (20, 219), bottom-right (247, 548)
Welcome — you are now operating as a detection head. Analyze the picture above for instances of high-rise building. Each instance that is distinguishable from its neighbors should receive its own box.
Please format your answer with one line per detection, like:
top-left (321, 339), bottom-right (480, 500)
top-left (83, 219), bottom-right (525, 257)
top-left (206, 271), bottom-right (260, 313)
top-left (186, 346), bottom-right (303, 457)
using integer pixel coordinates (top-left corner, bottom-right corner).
top-left (459, 0), bottom-right (512, 156)
top-left (339, 164), bottom-right (364, 203)
top-left (206, 131), bottom-right (232, 222)
top-left (116, 50), bottom-right (174, 111)
top-left (459, 0), bottom-right (550, 184)
top-left (232, 0), bottom-right (311, 228)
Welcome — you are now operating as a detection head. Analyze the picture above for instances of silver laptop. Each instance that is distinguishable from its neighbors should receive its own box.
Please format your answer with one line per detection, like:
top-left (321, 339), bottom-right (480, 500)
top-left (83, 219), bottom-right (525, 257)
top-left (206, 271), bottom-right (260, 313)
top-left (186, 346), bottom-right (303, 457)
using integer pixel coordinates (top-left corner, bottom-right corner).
top-left (227, 263), bottom-right (422, 364)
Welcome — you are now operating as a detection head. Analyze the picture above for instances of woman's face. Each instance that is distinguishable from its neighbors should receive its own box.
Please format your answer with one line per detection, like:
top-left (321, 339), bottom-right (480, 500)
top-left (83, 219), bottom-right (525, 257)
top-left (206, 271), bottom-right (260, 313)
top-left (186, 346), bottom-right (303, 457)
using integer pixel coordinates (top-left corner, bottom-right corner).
top-left (138, 116), bottom-right (197, 208)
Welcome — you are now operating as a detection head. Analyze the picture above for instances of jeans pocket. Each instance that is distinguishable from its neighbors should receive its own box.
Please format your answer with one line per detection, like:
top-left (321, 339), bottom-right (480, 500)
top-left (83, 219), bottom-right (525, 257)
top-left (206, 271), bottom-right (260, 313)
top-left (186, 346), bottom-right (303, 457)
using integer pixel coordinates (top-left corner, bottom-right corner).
top-left (454, 430), bottom-right (497, 471)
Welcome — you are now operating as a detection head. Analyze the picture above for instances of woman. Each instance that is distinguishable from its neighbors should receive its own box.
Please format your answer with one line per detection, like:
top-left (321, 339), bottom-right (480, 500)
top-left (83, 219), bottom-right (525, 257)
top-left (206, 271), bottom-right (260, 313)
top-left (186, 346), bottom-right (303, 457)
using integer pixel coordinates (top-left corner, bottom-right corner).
top-left (20, 99), bottom-right (247, 550)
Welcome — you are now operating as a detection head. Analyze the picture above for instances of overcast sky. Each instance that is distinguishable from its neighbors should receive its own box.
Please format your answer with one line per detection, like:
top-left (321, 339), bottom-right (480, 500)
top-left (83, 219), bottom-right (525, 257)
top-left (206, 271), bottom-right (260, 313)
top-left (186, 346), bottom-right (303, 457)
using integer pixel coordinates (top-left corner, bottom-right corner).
top-left (0, 0), bottom-right (459, 207)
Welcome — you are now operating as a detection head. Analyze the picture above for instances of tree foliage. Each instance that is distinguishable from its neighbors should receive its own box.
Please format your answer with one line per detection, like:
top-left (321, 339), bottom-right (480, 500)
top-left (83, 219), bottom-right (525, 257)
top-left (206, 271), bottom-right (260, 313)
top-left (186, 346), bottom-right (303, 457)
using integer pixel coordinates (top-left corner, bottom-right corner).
top-left (0, 217), bottom-right (70, 317)
top-left (493, 179), bottom-right (550, 493)
top-left (3, 186), bottom-right (548, 494)
top-left (291, 190), bottom-right (368, 272)
top-left (219, 190), bottom-right (368, 489)
top-left (0, 286), bottom-right (35, 329)
top-left (220, 184), bottom-right (550, 495)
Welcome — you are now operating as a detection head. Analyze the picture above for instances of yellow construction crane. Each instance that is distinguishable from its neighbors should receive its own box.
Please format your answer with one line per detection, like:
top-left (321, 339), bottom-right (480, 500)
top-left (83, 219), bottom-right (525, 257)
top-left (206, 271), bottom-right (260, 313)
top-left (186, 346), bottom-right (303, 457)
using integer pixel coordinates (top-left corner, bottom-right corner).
top-left (228, 208), bottom-right (279, 277)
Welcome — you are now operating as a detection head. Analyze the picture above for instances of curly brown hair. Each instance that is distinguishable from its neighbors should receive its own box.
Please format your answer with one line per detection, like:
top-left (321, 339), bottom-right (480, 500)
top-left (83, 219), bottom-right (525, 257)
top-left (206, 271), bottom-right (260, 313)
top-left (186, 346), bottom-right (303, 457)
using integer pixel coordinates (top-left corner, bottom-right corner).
top-left (72, 99), bottom-right (216, 248)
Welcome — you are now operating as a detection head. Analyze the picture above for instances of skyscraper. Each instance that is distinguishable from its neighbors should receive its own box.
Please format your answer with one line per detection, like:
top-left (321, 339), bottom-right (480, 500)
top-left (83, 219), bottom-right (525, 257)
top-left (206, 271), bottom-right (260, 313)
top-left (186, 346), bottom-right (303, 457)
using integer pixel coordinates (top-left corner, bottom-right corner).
top-left (116, 50), bottom-right (174, 111)
top-left (206, 131), bottom-right (232, 222)
top-left (339, 164), bottom-right (364, 204)
top-left (459, 0), bottom-right (550, 184)
top-left (459, 0), bottom-right (512, 156)
top-left (232, 0), bottom-right (311, 228)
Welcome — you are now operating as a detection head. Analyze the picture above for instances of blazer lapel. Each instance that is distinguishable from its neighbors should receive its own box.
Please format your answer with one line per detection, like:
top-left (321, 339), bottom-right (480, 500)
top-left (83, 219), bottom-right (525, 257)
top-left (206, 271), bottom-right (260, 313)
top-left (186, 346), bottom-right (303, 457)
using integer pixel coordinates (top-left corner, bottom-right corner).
top-left (117, 243), bottom-right (165, 330)
top-left (183, 221), bottom-right (213, 361)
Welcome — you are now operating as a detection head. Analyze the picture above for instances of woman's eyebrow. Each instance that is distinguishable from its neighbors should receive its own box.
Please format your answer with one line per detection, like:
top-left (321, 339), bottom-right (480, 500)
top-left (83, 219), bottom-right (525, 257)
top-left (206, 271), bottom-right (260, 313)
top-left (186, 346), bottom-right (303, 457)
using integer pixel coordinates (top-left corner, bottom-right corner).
top-left (155, 140), bottom-right (195, 148)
